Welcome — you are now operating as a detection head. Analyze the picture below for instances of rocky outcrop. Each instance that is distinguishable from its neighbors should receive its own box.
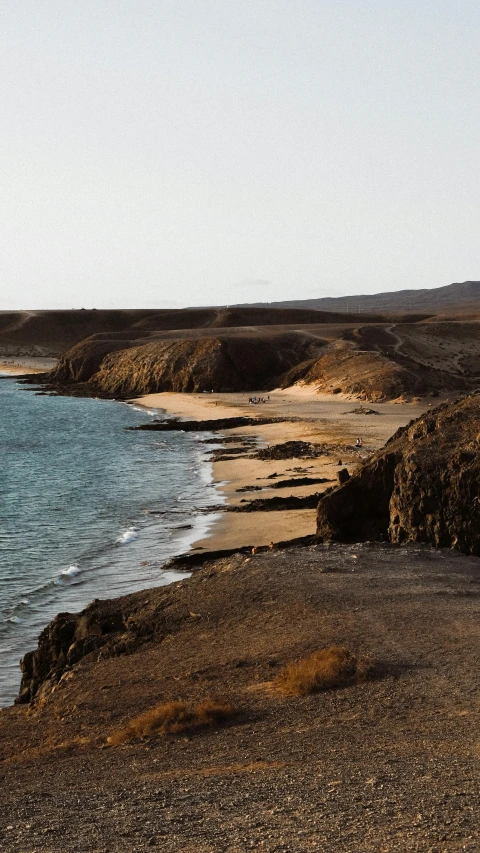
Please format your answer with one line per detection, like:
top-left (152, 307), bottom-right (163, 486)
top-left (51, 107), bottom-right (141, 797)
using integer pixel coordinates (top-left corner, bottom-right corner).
top-left (128, 415), bottom-right (285, 431)
top-left (48, 333), bottom-right (319, 397)
top-left (230, 492), bottom-right (323, 512)
top-left (17, 605), bottom-right (123, 704)
top-left (285, 349), bottom-right (427, 401)
top-left (16, 589), bottom-right (176, 704)
top-left (50, 338), bottom-right (134, 382)
top-left (253, 441), bottom-right (325, 460)
top-left (316, 393), bottom-right (480, 555)
top-left (96, 336), bottom-right (319, 395)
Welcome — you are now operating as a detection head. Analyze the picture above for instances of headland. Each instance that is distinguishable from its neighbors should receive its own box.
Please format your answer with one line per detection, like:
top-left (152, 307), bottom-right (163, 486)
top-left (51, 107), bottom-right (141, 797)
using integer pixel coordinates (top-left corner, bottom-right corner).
top-left (1, 293), bottom-right (480, 851)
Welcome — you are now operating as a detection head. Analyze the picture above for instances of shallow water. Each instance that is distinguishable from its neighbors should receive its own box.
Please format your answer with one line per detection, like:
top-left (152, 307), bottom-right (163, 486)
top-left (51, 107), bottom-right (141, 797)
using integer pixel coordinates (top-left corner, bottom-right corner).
top-left (0, 379), bottom-right (221, 706)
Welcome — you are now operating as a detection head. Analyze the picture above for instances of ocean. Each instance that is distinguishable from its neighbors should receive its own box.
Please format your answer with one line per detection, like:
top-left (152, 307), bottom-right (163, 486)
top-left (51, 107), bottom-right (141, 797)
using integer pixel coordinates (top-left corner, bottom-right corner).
top-left (0, 376), bottom-right (221, 707)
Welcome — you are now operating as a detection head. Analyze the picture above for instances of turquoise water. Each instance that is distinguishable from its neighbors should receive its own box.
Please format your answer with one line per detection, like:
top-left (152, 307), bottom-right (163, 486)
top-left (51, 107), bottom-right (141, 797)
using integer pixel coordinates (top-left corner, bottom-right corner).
top-left (0, 377), bottom-right (220, 707)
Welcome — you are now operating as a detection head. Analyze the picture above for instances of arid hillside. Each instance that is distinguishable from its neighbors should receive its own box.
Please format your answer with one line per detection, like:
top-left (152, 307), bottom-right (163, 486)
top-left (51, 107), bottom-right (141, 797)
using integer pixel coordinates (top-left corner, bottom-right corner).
top-left (5, 300), bottom-right (480, 400)
top-left (0, 306), bottom-right (385, 357)
top-left (0, 310), bottom-right (158, 357)
top-left (1, 542), bottom-right (479, 851)
top-left (39, 316), bottom-right (480, 399)
top-left (244, 279), bottom-right (480, 313)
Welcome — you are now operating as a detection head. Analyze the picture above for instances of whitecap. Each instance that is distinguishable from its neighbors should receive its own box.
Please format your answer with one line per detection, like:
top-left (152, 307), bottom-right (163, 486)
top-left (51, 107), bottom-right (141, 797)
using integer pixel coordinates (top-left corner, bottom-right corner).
top-left (117, 527), bottom-right (139, 544)
top-left (8, 615), bottom-right (22, 624)
top-left (61, 563), bottom-right (81, 578)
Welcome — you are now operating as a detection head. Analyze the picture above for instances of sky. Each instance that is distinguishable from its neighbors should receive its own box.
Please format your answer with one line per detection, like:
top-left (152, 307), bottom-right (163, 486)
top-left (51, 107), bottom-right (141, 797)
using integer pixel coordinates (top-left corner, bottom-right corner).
top-left (1, 1), bottom-right (479, 309)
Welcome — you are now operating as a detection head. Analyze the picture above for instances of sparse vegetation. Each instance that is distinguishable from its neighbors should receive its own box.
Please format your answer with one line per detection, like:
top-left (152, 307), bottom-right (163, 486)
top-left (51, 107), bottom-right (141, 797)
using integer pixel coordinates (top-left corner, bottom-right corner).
top-left (106, 699), bottom-right (234, 746)
top-left (274, 645), bottom-right (373, 696)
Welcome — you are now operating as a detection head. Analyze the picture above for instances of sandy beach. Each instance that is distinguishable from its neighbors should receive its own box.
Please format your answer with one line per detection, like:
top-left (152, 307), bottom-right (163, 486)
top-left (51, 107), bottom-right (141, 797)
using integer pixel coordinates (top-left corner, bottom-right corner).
top-left (133, 387), bottom-right (438, 551)
top-left (0, 357), bottom-right (57, 375)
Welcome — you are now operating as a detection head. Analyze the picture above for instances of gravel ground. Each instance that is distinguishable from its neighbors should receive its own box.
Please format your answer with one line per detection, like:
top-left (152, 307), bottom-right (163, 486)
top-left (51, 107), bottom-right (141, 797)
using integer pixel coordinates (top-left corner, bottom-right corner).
top-left (1, 543), bottom-right (479, 852)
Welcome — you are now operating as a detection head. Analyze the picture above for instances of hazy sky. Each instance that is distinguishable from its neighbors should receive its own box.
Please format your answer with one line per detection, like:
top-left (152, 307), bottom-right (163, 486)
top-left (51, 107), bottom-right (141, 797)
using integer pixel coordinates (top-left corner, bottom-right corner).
top-left (1, 1), bottom-right (479, 309)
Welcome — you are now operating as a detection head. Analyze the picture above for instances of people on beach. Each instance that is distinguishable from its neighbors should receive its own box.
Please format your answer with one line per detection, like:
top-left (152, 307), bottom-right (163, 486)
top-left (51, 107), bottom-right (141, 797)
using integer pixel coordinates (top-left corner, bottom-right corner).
top-left (355, 437), bottom-right (363, 447)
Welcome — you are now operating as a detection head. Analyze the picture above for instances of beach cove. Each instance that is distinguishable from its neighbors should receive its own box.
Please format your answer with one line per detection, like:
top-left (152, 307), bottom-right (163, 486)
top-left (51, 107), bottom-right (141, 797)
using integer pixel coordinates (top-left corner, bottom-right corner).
top-left (1, 374), bottom-right (479, 852)
top-left (132, 388), bottom-right (435, 552)
top-left (1, 362), bottom-right (438, 709)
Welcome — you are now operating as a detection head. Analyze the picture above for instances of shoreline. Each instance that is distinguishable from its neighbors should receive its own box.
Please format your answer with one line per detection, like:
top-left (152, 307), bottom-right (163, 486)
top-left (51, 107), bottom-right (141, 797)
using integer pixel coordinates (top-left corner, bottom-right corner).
top-left (0, 386), bottom-right (221, 709)
top-left (132, 388), bottom-right (439, 553)
top-left (0, 357), bottom-right (57, 375)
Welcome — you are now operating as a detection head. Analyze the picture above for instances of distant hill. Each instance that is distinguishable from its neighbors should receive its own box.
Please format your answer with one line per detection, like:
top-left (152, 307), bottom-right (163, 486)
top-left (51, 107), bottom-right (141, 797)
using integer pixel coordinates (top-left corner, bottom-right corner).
top-left (238, 280), bottom-right (480, 314)
top-left (0, 305), bottom-right (394, 358)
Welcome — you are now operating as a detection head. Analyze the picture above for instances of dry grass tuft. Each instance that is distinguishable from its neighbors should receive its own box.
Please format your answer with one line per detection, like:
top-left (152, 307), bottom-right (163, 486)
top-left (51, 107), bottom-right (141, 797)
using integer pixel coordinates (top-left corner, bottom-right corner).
top-left (107, 699), bottom-right (234, 746)
top-left (274, 645), bottom-right (374, 696)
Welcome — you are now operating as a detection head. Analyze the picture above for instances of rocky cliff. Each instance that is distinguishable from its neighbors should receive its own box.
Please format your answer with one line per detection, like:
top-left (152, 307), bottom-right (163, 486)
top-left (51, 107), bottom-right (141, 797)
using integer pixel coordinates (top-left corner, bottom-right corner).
top-left (316, 392), bottom-right (480, 555)
top-left (17, 590), bottom-right (166, 704)
top-left (49, 333), bottom-right (321, 395)
top-left (282, 349), bottom-right (428, 400)
top-left (50, 338), bottom-right (134, 382)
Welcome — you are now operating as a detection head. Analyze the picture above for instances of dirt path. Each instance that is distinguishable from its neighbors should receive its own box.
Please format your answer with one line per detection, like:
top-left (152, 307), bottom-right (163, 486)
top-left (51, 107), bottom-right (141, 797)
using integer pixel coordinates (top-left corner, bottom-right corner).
top-left (385, 323), bottom-right (404, 354)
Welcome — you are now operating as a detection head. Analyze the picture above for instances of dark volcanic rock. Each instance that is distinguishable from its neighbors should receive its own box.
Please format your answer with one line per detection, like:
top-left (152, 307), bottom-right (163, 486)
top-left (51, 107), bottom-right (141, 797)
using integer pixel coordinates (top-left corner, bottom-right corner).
top-left (16, 593), bottom-right (171, 704)
top-left (316, 392), bottom-right (480, 555)
top-left (128, 416), bottom-right (284, 432)
top-left (45, 331), bottom-right (323, 396)
top-left (253, 440), bottom-right (324, 460)
top-left (231, 492), bottom-right (322, 512)
top-left (270, 476), bottom-right (333, 489)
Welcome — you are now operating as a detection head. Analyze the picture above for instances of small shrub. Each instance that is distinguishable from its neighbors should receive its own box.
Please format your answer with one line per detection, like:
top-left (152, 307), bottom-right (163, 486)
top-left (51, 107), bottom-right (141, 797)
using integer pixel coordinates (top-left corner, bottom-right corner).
top-left (274, 645), bottom-right (373, 696)
top-left (107, 698), bottom-right (234, 746)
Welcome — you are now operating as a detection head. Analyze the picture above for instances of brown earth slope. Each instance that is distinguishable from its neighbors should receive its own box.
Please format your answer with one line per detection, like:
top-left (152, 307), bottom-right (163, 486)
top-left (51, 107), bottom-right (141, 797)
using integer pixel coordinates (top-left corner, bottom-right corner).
top-left (285, 320), bottom-right (480, 400)
top-left (0, 306), bottom-right (386, 358)
top-left (1, 543), bottom-right (479, 852)
top-left (0, 310), bottom-right (158, 357)
top-left (316, 392), bottom-right (480, 554)
top-left (282, 348), bottom-right (428, 401)
top-left (10, 304), bottom-right (480, 401)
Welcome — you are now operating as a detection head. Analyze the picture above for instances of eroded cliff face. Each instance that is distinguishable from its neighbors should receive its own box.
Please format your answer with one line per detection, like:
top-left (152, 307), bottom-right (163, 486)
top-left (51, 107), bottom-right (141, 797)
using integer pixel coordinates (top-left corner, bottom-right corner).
top-left (17, 591), bottom-right (170, 704)
top-left (283, 349), bottom-right (427, 401)
top-left (50, 338), bottom-right (133, 382)
top-left (50, 334), bottom-right (319, 395)
top-left (316, 392), bottom-right (480, 555)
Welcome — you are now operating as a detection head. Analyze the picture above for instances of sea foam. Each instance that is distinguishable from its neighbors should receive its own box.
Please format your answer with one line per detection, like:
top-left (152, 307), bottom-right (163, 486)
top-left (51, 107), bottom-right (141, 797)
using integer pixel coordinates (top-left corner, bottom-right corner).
top-left (117, 527), bottom-right (139, 544)
top-left (61, 563), bottom-right (81, 578)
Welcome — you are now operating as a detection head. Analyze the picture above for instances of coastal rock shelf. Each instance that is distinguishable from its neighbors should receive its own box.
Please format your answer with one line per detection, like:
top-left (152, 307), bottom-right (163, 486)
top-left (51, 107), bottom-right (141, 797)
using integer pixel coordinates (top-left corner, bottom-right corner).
top-left (126, 416), bottom-right (287, 432)
top-left (230, 492), bottom-right (324, 512)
